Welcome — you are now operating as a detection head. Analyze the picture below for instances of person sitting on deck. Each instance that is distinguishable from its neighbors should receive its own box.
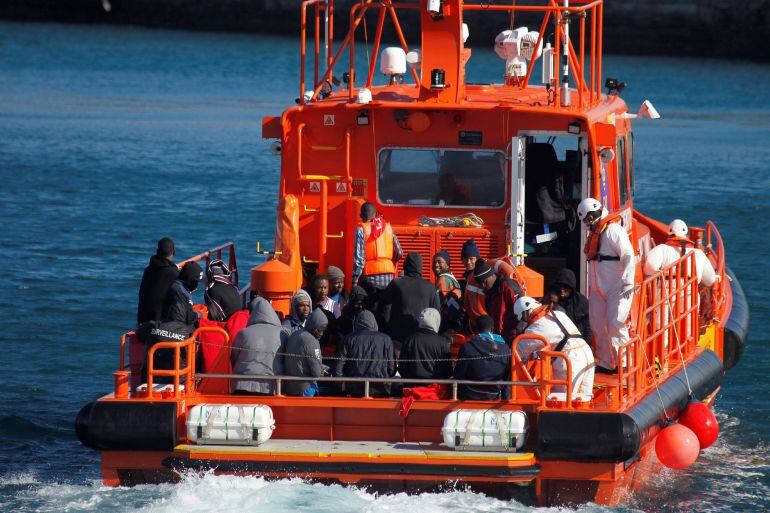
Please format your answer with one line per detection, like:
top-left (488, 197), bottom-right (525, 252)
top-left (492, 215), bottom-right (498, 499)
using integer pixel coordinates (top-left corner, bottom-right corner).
top-left (333, 310), bottom-right (395, 398)
top-left (281, 289), bottom-right (312, 337)
top-left (137, 237), bottom-right (179, 325)
top-left (432, 249), bottom-right (464, 333)
top-left (326, 266), bottom-right (348, 311)
top-left (231, 297), bottom-right (286, 396)
top-left (514, 296), bottom-right (595, 399)
top-left (542, 268), bottom-right (591, 344)
top-left (204, 258), bottom-right (241, 322)
top-left (379, 252), bottom-right (441, 351)
top-left (472, 259), bottom-right (521, 343)
top-left (334, 285), bottom-right (368, 340)
top-left (284, 308), bottom-right (327, 397)
top-left (454, 315), bottom-right (512, 401)
top-left (351, 202), bottom-right (403, 307)
top-left (398, 308), bottom-right (453, 381)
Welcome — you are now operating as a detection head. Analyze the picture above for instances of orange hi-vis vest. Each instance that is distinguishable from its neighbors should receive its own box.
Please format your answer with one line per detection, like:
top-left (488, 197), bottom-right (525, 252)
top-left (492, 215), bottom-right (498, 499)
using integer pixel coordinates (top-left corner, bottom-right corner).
top-left (665, 236), bottom-right (696, 257)
top-left (464, 258), bottom-right (524, 327)
top-left (361, 220), bottom-right (395, 275)
top-left (584, 212), bottom-right (623, 261)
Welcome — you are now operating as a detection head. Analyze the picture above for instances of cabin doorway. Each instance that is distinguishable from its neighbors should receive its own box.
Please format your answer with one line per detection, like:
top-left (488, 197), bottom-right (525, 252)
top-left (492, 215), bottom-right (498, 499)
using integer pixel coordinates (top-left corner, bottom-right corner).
top-left (511, 133), bottom-right (588, 293)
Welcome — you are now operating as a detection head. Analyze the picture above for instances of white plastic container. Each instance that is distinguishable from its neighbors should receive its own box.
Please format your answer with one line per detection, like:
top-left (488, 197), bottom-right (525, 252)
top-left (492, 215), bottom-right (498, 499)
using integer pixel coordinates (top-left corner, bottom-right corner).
top-left (442, 409), bottom-right (527, 452)
top-left (187, 404), bottom-right (275, 446)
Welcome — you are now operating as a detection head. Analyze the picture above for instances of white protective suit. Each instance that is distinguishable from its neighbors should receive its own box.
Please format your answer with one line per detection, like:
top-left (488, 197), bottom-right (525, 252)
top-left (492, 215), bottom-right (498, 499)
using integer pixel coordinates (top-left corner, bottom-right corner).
top-left (643, 244), bottom-right (717, 286)
top-left (588, 213), bottom-right (636, 369)
top-left (643, 242), bottom-right (718, 346)
top-left (517, 309), bottom-right (595, 398)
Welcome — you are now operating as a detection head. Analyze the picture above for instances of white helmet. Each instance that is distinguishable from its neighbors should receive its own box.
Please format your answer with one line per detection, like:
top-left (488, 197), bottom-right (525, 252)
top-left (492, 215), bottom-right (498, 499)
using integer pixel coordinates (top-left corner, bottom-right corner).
top-left (513, 296), bottom-right (541, 320)
top-left (577, 198), bottom-right (603, 223)
top-left (668, 219), bottom-right (688, 239)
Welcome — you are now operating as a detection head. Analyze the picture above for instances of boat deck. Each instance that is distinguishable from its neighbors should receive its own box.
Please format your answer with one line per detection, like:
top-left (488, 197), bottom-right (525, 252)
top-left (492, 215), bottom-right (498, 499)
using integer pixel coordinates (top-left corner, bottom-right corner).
top-left (166, 440), bottom-right (539, 482)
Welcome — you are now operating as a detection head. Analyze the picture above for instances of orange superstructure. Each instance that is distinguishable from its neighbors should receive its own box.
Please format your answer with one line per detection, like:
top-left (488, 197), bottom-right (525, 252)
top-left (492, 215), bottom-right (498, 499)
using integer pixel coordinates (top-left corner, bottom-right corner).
top-left (77, 1), bottom-right (748, 507)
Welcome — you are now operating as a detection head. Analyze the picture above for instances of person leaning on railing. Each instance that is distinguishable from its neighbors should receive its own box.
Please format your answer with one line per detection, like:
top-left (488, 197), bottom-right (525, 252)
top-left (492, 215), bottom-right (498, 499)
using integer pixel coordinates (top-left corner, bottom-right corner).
top-left (283, 309), bottom-right (327, 397)
top-left (398, 308), bottom-right (453, 381)
top-left (453, 315), bottom-right (512, 400)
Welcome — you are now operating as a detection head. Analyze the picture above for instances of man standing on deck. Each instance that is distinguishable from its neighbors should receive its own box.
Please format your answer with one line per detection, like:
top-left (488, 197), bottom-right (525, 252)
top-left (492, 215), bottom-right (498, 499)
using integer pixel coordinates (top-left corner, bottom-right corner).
top-left (137, 237), bottom-right (179, 325)
top-left (352, 202), bottom-right (403, 308)
top-left (643, 219), bottom-right (718, 287)
top-left (577, 198), bottom-right (635, 374)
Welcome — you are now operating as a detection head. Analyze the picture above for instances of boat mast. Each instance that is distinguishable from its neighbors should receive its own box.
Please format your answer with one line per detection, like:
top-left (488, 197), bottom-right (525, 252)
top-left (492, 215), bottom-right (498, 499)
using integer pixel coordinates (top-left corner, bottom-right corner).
top-left (561, 0), bottom-right (570, 106)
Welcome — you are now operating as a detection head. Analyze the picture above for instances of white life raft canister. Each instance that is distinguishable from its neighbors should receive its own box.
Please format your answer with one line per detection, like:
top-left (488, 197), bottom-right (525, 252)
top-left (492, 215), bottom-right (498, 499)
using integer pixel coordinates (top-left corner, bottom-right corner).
top-left (442, 409), bottom-right (527, 452)
top-left (186, 404), bottom-right (275, 446)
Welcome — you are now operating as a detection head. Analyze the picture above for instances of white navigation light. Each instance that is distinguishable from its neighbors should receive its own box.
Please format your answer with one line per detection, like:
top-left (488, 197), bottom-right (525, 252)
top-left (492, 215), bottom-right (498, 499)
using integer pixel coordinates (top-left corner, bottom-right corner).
top-left (494, 27), bottom-right (542, 79)
top-left (638, 100), bottom-right (661, 119)
top-left (356, 88), bottom-right (372, 104)
top-left (406, 49), bottom-right (422, 70)
top-left (462, 23), bottom-right (469, 43)
top-left (381, 47), bottom-right (407, 76)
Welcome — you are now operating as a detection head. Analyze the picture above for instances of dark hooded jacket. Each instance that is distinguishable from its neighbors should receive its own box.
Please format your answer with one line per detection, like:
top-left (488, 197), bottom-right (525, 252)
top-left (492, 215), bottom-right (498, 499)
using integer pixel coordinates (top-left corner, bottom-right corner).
top-left (334, 310), bottom-right (395, 397)
top-left (231, 297), bottom-right (286, 394)
top-left (137, 255), bottom-right (179, 324)
top-left (398, 309), bottom-right (453, 380)
top-left (283, 309), bottom-right (327, 396)
top-left (454, 334), bottom-right (512, 400)
top-left (548, 268), bottom-right (591, 343)
top-left (379, 253), bottom-right (440, 345)
top-left (334, 286), bottom-right (368, 340)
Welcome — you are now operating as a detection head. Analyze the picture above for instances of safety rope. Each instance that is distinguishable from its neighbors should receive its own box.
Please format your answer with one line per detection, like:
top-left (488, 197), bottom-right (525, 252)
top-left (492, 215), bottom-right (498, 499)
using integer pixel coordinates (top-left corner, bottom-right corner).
top-left (193, 338), bottom-right (507, 363)
top-left (638, 327), bottom-right (671, 423)
top-left (418, 213), bottom-right (485, 227)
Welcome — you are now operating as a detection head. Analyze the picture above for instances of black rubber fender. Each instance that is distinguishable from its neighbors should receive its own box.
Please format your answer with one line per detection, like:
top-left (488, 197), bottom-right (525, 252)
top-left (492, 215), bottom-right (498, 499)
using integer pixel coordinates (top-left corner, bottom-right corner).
top-left (537, 349), bottom-right (723, 462)
top-left (723, 267), bottom-right (748, 371)
top-left (75, 400), bottom-right (177, 451)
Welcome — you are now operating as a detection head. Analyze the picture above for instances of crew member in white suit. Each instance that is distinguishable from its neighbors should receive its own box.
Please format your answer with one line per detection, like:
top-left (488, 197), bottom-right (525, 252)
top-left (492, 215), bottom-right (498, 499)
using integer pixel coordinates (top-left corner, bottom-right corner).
top-left (577, 198), bottom-right (635, 373)
top-left (513, 296), bottom-right (595, 398)
top-left (643, 219), bottom-right (720, 345)
top-left (643, 219), bottom-right (718, 286)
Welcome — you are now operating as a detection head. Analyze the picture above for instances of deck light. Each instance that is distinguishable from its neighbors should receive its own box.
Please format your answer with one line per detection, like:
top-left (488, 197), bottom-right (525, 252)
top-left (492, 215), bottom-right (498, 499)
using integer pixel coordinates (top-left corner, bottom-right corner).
top-left (427, 0), bottom-right (442, 19)
top-left (356, 110), bottom-right (370, 126)
top-left (599, 147), bottom-right (615, 163)
top-left (431, 69), bottom-right (446, 89)
top-left (567, 122), bottom-right (582, 134)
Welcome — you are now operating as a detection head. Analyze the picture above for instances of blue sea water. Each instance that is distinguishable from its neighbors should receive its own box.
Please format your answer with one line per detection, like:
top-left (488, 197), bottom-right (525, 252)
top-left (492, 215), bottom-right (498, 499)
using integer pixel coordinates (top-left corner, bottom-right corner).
top-left (0, 20), bottom-right (768, 513)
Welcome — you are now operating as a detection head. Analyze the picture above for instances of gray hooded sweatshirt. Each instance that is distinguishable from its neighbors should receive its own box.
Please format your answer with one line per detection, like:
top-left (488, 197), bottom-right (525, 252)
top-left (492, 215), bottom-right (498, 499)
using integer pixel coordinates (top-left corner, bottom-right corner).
top-left (230, 297), bottom-right (285, 394)
top-left (283, 308), bottom-right (328, 396)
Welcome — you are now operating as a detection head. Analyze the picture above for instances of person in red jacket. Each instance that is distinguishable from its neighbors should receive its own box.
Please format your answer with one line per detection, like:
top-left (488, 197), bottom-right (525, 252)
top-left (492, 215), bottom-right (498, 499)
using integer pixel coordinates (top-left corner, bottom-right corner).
top-left (472, 259), bottom-right (521, 343)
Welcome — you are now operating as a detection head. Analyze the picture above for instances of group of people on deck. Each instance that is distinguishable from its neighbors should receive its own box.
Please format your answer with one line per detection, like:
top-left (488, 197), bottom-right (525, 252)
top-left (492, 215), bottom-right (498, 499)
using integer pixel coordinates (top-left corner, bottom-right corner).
top-left (135, 199), bottom-right (718, 400)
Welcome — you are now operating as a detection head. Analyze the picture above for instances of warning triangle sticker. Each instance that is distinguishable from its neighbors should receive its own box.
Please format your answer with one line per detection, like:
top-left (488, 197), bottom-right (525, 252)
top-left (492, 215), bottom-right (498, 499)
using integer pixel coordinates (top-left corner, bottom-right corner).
top-left (336, 182), bottom-right (347, 193)
top-left (323, 114), bottom-right (335, 126)
top-left (308, 181), bottom-right (320, 192)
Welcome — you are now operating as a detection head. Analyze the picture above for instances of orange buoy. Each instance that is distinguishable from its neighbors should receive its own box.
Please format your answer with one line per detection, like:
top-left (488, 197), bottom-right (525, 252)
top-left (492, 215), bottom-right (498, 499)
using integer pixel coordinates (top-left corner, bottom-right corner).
top-left (655, 423), bottom-right (700, 470)
top-left (678, 401), bottom-right (719, 449)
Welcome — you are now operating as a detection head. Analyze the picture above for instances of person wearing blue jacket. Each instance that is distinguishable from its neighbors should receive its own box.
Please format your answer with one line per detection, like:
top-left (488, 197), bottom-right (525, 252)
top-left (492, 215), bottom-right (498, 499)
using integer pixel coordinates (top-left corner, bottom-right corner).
top-left (454, 315), bottom-right (511, 400)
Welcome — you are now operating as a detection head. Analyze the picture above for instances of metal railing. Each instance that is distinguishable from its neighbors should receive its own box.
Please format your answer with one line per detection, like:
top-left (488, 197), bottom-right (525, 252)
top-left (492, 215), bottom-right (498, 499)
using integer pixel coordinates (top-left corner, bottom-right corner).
top-left (194, 373), bottom-right (539, 400)
top-left (300, 0), bottom-right (605, 109)
top-left (178, 242), bottom-right (239, 288)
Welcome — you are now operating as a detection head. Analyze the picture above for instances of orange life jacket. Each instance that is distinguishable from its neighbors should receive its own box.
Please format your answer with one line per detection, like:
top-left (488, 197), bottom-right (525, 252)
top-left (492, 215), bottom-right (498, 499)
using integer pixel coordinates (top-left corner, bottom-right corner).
top-left (464, 258), bottom-right (526, 328)
top-left (584, 212), bottom-right (623, 261)
top-left (361, 220), bottom-right (395, 275)
top-left (665, 236), bottom-right (696, 257)
top-left (526, 304), bottom-right (551, 326)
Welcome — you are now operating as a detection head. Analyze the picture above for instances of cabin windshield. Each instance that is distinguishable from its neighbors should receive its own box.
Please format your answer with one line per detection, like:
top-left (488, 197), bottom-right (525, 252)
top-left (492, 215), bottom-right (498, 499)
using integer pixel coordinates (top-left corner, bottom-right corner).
top-left (377, 148), bottom-right (506, 208)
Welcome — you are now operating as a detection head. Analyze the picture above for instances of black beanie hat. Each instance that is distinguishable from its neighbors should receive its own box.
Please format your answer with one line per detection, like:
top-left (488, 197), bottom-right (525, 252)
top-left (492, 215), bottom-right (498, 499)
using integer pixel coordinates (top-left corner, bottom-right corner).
top-left (434, 249), bottom-right (451, 267)
top-left (473, 259), bottom-right (493, 281)
top-left (461, 238), bottom-right (481, 259)
top-left (179, 261), bottom-right (203, 291)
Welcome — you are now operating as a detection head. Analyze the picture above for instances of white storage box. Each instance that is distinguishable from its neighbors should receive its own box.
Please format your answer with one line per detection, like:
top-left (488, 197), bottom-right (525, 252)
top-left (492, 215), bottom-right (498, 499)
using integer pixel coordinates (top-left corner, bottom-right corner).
top-left (442, 409), bottom-right (527, 452)
top-left (187, 404), bottom-right (275, 445)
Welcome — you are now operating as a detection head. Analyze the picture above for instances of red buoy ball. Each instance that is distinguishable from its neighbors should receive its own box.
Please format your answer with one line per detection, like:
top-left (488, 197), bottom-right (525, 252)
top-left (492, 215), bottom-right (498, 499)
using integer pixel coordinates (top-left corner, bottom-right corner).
top-left (655, 423), bottom-right (700, 470)
top-left (678, 401), bottom-right (719, 449)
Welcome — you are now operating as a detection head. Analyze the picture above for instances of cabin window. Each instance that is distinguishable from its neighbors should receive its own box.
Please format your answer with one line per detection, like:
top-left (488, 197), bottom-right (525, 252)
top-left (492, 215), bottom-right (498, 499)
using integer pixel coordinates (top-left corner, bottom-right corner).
top-left (628, 132), bottom-right (635, 198)
top-left (617, 136), bottom-right (629, 205)
top-left (377, 148), bottom-right (506, 207)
